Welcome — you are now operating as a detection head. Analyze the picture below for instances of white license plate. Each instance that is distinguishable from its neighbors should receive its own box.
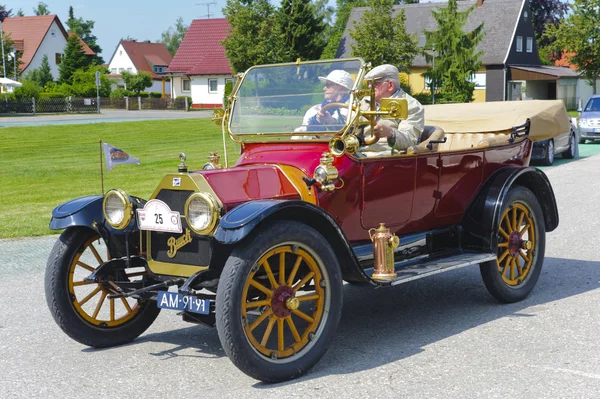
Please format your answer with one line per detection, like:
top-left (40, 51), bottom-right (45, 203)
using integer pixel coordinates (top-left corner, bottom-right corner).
top-left (136, 199), bottom-right (182, 233)
top-left (157, 291), bottom-right (210, 315)
top-left (594, 128), bottom-right (600, 133)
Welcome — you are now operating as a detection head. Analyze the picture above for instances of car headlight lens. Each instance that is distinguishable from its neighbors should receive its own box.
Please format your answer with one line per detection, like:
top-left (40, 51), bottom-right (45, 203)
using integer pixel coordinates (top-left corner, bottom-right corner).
top-left (314, 165), bottom-right (329, 184)
top-left (103, 189), bottom-right (132, 230)
top-left (185, 192), bottom-right (221, 235)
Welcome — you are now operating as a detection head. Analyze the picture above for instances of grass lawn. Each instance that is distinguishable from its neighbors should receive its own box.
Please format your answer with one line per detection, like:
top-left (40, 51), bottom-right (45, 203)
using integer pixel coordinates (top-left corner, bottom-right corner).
top-left (0, 119), bottom-right (239, 239)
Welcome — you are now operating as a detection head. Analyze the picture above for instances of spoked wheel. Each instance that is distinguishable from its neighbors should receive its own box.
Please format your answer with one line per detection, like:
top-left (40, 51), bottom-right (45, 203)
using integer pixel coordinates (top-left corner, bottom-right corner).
top-left (480, 186), bottom-right (546, 303)
top-left (216, 221), bottom-right (342, 383)
top-left (45, 226), bottom-right (160, 347)
top-left (563, 132), bottom-right (576, 159)
top-left (541, 139), bottom-right (555, 166)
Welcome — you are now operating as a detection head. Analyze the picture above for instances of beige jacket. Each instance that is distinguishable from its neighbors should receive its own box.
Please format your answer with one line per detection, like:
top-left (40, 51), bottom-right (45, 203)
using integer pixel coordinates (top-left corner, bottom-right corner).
top-left (359, 89), bottom-right (424, 157)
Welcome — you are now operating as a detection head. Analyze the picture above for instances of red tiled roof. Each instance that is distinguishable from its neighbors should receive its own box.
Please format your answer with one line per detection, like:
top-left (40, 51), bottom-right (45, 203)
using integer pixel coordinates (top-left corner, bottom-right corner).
top-left (554, 51), bottom-right (577, 71)
top-left (114, 40), bottom-right (173, 79)
top-left (3, 15), bottom-right (68, 71)
top-left (167, 18), bottom-right (232, 75)
top-left (68, 32), bottom-right (95, 56)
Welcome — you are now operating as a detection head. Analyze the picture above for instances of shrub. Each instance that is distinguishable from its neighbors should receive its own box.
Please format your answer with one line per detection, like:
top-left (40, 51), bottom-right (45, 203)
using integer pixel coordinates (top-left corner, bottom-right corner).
top-left (110, 88), bottom-right (134, 99)
top-left (149, 92), bottom-right (162, 98)
top-left (39, 92), bottom-right (67, 99)
top-left (223, 81), bottom-right (233, 109)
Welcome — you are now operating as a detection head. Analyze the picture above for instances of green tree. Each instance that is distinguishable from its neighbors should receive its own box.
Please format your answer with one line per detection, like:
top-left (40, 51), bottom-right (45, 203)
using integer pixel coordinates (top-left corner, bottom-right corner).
top-left (277, 0), bottom-right (328, 61)
top-left (350, 0), bottom-right (418, 70)
top-left (34, 2), bottom-right (50, 15)
top-left (121, 71), bottom-right (153, 96)
top-left (66, 6), bottom-right (103, 64)
top-left (25, 54), bottom-right (53, 87)
top-left (59, 33), bottom-right (91, 84)
top-left (70, 65), bottom-right (112, 97)
top-left (16, 8), bottom-right (24, 16)
top-left (160, 17), bottom-right (188, 56)
top-left (546, 0), bottom-right (600, 93)
top-left (223, 0), bottom-right (284, 73)
top-left (2, 33), bottom-right (23, 79)
top-left (422, 0), bottom-right (485, 103)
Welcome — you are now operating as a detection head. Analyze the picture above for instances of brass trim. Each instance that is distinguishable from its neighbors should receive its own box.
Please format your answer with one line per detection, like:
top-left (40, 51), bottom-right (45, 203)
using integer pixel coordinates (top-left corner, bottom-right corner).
top-left (275, 164), bottom-right (317, 205)
top-left (102, 189), bottom-right (132, 230)
top-left (184, 192), bottom-right (221, 235)
top-left (147, 259), bottom-right (208, 277)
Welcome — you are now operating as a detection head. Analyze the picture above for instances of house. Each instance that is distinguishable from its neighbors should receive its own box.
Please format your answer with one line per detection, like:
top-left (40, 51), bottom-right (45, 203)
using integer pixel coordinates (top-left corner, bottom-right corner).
top-left (167, 18), bottom-right (233, 108)
top-left (2, 14), bottom-right (94, 80)
top-left (107, 40), bottom-right (172, 96)
top-left (337, 0), bottom-right (579, 108)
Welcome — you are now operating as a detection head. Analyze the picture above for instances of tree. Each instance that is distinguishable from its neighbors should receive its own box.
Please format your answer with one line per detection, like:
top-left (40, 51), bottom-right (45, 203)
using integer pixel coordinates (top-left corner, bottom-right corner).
top-left (160, 17), bottom-right (188, 56)
top-left (277, 0), bottom-right (328, 61)
top-left (70, 65), bottom-right (112, 97)
top-left (59, 33), bottom-right (91, 84)
top-left (422, 0), bottom-right (485, 103)
top-left (529, 0), bottom-right (568, 49)
top-left (223, 0), bottom-right (284, 73)
top-left (121, 71), bottom-right (152, 96)
top-left (37, 54), bottom-right (54, 86)
top-left (66, 6), bottom-right (103, 64)
top-left (350, 0), bottom-right (418, 70)
top-left (0, 4), bottom-right (12, 78)
top-left (16, 8), bottom-right (24, 16)
top-left (2, 33), bottom-right (22, 79)
top-left (546, 0), bottom-right (600, 94)
top-left (34, 2), bottom-right (50, 15)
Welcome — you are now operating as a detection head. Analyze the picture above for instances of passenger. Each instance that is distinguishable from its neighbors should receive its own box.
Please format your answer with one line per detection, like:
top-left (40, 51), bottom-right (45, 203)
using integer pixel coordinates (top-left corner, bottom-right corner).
top-left (359, 64), bottom-right (424, 156)
top-left (296, 70), bottom-right (354, 132)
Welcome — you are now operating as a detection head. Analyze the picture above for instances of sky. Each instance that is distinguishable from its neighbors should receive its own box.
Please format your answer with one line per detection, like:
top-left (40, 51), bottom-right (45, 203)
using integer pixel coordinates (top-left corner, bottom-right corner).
top-left (10, 0), bottom-right (449, 61)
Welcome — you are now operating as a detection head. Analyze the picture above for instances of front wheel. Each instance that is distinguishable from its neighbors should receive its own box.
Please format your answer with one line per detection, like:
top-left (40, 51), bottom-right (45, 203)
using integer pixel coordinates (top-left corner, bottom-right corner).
top-left (541, 139), bottom-right (555, 166)
top-left (45, 226), bottom-right (160, 347)
top-left (563, 132), bottom-right (576, 159)
top-left (480, 186), bottom-right (546, 303)
top-left (216, 221), bottom-right (343, 382)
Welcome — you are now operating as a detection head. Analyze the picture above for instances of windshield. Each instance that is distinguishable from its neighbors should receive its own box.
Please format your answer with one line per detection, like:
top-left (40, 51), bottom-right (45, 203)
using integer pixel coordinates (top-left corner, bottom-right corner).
top-left (584, 97), bottom-right (600, 112)
top-left (229, 59), bottom-right (364, 138)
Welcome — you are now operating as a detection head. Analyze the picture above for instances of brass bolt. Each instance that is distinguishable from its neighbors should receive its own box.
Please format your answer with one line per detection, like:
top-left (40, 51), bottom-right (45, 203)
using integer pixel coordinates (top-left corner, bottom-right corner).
top-left (286, 297), bottom-right (299, 310)
top-left (521, 240), bottom-right (532, 250)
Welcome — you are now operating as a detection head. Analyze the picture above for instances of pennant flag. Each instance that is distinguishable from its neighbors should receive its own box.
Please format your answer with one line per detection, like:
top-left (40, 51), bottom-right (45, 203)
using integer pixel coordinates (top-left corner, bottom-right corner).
top-left (102, 142), bottom-right (140, 171)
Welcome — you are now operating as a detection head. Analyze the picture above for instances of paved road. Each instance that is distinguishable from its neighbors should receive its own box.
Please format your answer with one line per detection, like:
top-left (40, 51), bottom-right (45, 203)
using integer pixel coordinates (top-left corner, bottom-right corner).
top-left (0, 109), bottom-right (212, 127)
top-left (1, 155), bottom-right (599, 398)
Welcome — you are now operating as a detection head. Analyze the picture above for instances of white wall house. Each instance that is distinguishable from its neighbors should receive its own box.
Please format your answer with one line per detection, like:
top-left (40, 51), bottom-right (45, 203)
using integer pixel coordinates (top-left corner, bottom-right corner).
top-left (106, 40), bottom-right (172, 96)
top-left (167, 18), bottom-right (233, 108)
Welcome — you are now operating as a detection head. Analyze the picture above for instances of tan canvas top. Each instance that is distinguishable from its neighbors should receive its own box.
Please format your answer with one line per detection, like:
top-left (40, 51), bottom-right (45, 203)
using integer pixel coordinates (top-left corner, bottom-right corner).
top-left (423, 100), bottom-right (570, 142)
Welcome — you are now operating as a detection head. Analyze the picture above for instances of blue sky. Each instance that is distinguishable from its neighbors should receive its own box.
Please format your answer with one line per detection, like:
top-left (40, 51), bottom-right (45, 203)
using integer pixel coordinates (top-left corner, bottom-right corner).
top-left (10, 0), bottom-right (448, 60)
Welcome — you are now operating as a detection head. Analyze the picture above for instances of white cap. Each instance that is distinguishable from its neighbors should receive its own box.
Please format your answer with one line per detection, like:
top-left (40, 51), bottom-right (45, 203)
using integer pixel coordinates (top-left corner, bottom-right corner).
top-left (364, 64), bottom-right (399, 82)
top-left (318, 70), bottom-right (354, 90)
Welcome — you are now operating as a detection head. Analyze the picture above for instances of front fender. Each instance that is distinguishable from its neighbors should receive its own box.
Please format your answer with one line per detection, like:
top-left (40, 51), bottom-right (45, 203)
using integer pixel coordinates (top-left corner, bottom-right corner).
top-left (461, 166), bottom-right (559, 253)
top-left (214, 200), bottom-right (369, 284)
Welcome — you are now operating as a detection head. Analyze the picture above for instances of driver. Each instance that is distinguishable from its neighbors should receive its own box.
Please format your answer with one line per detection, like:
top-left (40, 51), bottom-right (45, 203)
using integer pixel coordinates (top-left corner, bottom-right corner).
top-left (359, 64), bottom-right (424, 156)
top-left (296, 70), bottom-right (354, 132)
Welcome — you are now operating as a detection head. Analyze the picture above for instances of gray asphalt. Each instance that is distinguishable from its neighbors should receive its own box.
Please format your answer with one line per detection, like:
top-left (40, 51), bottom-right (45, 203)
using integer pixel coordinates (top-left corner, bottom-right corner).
top-left (1, 154), bottom-right (599, 398)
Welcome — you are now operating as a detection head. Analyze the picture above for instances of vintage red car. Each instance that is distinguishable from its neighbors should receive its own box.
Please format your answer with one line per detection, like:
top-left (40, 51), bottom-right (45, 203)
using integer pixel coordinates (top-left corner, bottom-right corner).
top-left (45, 58), bottom-right (568, 383)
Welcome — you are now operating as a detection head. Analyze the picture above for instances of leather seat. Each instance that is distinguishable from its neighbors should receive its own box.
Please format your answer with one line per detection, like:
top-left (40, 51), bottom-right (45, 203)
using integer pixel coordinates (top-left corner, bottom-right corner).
top-left (406, 125), bottom-right (445, 154)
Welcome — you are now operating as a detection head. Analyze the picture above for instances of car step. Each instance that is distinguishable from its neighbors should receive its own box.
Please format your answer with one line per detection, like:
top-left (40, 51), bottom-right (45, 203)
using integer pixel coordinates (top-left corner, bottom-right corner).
top-left (370, 252), bottom-right (497, 286)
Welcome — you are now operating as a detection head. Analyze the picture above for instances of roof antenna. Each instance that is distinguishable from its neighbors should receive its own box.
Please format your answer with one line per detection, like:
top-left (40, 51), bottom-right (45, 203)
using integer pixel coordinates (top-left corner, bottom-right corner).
top-left (196, 2), bottom-right (216, 19)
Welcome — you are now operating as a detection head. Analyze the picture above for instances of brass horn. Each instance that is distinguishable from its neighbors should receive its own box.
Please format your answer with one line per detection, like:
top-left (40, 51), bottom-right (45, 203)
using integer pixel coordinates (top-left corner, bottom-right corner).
top-left (329, 135), bottom-right (360, 156)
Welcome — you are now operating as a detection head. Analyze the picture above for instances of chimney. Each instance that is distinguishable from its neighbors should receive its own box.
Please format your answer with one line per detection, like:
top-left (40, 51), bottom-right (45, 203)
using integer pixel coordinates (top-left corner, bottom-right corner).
top-left (477, 0), bottom-right (484, 7)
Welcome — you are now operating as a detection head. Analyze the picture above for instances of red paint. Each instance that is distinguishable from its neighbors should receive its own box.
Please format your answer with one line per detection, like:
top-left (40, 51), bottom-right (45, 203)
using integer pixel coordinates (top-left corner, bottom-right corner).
top-left (191, 103), bottom-right (223, 109)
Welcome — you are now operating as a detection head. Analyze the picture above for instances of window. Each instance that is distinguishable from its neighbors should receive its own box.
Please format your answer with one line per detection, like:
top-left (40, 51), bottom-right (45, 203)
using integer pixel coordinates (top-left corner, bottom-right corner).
top-left (111, 68), bottom-right (117, 74)
top-left (153, 67), bottom-right (158, 73)
top-left (127, 68), bottom-right (132, 73)
top-left (182, 79), bottom-right (191, 91)
top-left (51, 31), bottom-right (56, 38)
top-left (516, 36), bottom-right (523, 52)
top-left (55, 53), bottom-right (61, 65)
top-left (208, 79), bottom-right (218, 93)
top-left (469, 73), bottom-right (487, 89)
top-left (523, 10), bottom-right (528, 21)
top-left (526, 37), bottom-right (533, 53)
top-left (118, 68), bottom-right (124, 74)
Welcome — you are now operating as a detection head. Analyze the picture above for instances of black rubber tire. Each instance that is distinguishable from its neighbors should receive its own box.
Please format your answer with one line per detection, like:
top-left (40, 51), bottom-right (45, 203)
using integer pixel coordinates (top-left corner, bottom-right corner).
top-left (563, 132), bottom-right (576, 159)
top-left (216, 221), bottom-right (343, 383)
top-left (45, 226), bottom-right (160, 348)
top-left (541, 139), bottom-right (555, 166)
top-left (578, 138), bottom-right (586, 144)
top-left (480, 186), bottom-right (546, 303)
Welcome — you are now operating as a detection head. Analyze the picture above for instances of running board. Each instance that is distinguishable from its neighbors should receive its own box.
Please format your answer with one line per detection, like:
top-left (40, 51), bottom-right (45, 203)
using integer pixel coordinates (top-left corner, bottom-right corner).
top-left (367, 252), bottom-right (497, 286)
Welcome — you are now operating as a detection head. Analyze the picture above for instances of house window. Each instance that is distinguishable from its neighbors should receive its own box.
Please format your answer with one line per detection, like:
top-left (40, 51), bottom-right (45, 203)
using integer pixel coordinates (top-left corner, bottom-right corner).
top-left (209, 79), bottom-right (218, 93)
top-left (118, 68), bottom-right (124, 74)
top-left (526, 37), bottom-right (533, 53)
top-left (127, 68), bottom-right (132, 73)
top-left (153, 67), bottom-right (158, 73)
top-left (523, 10), bottom-right (528, 21)
top-left (516, 36), bottom-right (523, 52)
top-left (111, 68), bottom-right (117, 74)
top-left (469, 73), bottom-right (487, 89)
top-left (225, 78), bottom-right (234, 86)
top-left (182, 79), bottom-right (191, 91)
top-left (55, 53), bottom-right (61, 64)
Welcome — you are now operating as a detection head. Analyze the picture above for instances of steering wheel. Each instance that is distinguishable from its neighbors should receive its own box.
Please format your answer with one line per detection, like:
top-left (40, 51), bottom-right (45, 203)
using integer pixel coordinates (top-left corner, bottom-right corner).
top-left (320, 102), bottom-right (378, 145)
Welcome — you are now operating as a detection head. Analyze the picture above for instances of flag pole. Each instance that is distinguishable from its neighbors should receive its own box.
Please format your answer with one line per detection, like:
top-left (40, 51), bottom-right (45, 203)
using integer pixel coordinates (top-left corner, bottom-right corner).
top-left (100, 140), bottom-right (104, 194)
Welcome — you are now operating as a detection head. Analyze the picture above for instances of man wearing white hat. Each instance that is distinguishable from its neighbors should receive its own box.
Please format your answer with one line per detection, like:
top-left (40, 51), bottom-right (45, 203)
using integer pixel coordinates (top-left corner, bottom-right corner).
top-left (360, 64), bottom-right (424, 156)
top-left (298, 69), bottom-right (354, 132)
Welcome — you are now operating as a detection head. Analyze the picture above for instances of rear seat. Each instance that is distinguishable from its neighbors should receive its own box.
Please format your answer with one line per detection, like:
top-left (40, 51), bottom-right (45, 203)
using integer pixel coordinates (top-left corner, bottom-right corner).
top-left (437, 131), bottom-right (512, 152)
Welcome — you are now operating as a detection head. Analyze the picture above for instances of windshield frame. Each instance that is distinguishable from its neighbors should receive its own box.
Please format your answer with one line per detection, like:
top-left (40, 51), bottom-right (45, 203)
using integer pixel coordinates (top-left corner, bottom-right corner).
top-left (226, 58), bottom-right (366, 143)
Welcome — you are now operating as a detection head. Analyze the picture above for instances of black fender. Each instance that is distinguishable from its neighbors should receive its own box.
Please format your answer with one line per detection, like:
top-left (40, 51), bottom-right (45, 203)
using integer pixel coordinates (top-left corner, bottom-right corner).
top-left (214, 200), bottom-right (369, 283)
top-left (49, 194), bottom-right (146, 258)
top-left (461, 166), bottom-right (559, 253)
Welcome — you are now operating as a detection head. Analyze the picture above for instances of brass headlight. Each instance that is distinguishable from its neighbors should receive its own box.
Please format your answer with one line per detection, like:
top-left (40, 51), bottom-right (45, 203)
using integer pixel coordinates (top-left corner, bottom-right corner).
top-left (184, 192), bottom-right (221, 235)
top-left (103, 189), bottom-right (132, 230)
top-left (313, 152), bottom-right (338, 184)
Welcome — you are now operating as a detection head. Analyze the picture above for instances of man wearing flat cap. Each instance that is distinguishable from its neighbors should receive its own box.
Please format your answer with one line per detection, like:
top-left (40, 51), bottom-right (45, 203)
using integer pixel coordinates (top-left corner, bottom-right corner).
top-left (360, 64), bottom-right (424, 156)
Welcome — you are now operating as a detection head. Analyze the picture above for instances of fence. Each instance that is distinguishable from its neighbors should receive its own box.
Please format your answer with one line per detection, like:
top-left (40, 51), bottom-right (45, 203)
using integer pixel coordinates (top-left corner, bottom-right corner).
top-left (0, 96), bottom-right (189, 114)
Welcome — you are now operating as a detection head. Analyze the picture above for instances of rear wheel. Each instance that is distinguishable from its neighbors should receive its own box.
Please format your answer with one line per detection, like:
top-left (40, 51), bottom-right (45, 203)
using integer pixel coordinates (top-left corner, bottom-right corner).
top-left (541, 139), bottom-right (555, 166)
top-left (579, 137), bottom-right (587, 144)
top-left (216, 221), bottom-right (342, 382)
top-left (563, 132), bottom-right (576, 159)
top-left (45, 226), bottom-right (160, 347)
top-left (480, 186), bottom-right (546, 303)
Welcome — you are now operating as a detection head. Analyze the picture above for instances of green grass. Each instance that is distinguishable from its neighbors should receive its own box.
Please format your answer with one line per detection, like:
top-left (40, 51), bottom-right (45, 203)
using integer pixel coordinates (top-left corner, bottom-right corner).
top-left (0, 119), bottom-right (239, 238)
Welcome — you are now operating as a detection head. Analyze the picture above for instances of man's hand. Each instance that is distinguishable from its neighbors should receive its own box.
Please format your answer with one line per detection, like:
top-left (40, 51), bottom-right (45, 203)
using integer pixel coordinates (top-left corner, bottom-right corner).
top-left (316, 110), bottom-right (337, 125)
top-left (372, 122), bottom-right (393, 139)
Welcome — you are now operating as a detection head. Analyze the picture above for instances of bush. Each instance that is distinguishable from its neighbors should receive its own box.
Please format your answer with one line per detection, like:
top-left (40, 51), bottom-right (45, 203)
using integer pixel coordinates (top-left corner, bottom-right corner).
top-left (13, 80), bottom-right (40, 101)
top-left (110, 88), bottom-right (134, 99)
top-left (138, 92), bottom-right (150, 98)
top-left (149, 92), bottom-right (162, 98)
top-left (39, 92), bottom-right (67, 99)
top-left (223, 81), bottom-right (233, 109)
